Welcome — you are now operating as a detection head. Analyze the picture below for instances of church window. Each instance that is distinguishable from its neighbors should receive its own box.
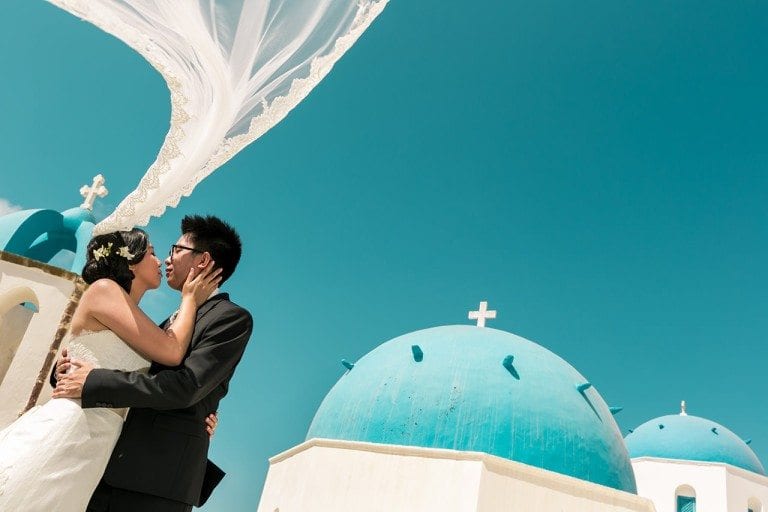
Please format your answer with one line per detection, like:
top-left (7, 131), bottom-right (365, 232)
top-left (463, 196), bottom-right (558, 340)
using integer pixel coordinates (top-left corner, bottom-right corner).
top-left (0, 286), bottom-right (39, 385)
top-left (21, 301), bottom-right (38, 312)
top-left (675, 484), bottom-right (696, 512)
top-left (677, 496), bottom-right (696, 512)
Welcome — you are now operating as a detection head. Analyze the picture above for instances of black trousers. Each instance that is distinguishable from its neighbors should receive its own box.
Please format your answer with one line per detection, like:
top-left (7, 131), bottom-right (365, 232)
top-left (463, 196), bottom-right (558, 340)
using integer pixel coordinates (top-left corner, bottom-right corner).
top-left (87, 480), bottom-right (193, 512)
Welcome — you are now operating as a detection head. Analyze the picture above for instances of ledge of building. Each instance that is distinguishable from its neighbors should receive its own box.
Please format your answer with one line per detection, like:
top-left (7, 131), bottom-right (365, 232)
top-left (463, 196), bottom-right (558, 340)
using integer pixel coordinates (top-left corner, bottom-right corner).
top-left (632, 456), bottom-right (768, 485)
top-left (272, 438), bottom-right (652, 510)
top-left (0, 250), bottom-right (82, 282)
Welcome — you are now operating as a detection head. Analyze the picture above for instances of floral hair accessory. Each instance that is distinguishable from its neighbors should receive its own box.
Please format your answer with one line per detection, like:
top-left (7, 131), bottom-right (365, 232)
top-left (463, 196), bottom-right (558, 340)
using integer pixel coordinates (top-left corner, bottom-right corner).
top-left (92, 242), bottom-right (134, 262)
top-left (117, 246), bottom-right (135, 261)
top-left (92, 242), bottom-right (113, 261)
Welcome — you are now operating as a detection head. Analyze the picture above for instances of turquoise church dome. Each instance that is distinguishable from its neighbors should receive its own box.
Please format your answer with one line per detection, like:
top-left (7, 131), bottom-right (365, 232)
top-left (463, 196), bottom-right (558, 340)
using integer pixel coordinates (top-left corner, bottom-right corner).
top-left (625, 413), bottom-right (765, 475)
top-left (0, 207), bottom-right (95, 272)
top-left (0, 176), bottom-right (107, 272)
top-left (307, 325), bottom-right (637, 492)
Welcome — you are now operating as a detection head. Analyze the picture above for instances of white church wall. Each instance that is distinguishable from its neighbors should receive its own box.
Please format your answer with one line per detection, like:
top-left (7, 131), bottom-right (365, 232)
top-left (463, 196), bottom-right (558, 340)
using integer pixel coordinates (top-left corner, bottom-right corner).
top-left (258, 438), bottom-right (656, 512)
top-left (0, 254), bottom-right (84, 428)
top-left (632, 458), bottom-right (729, 512)
top-left (258, 439), bottom-right (483, 512)
top-left (0, 304), bottom-right (35, 382)
top-left (476, 458), bottom-right (654, 512)
top-left (724, 464), bottom-right (768, 512)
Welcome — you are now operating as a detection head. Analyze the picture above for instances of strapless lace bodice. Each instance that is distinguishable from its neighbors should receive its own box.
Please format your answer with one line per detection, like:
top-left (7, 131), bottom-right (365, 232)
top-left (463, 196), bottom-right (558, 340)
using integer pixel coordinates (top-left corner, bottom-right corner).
top-left (66, 330), bottom-right (149, 373)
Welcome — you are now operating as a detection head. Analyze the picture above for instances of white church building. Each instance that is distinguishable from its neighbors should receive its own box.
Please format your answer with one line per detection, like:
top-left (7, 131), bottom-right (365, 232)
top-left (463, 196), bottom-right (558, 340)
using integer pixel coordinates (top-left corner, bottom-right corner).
top-left (1, 182), bottom-right (766, 512)
top-left (257, 304), bottom-right (768, 512)
top-left (0, 176), bottom-right (104, 429)
top-left (627, 406), bottom-right (768, 512)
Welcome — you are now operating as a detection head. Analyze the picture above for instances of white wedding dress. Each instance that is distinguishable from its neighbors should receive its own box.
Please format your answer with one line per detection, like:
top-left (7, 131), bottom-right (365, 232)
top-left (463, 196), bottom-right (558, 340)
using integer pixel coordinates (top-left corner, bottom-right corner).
top-left (0, 330), bottom-right (149, 511)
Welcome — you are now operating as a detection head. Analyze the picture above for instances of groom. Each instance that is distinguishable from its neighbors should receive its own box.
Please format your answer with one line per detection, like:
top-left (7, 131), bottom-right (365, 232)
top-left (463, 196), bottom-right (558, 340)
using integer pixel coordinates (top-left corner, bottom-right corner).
top-left (55, 215), bottom-right (253, 511)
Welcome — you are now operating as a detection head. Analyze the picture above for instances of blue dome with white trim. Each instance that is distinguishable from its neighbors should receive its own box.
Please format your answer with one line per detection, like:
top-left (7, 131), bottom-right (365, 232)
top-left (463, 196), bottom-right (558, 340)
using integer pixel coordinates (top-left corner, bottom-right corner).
top-left (307, 325), bottom-right (637, 492)
top-left (0, 206), bottom-right (95, 272)
top-left (0, 175), bottom-right (109, 272)
top-left (625, 413), bottom-right (764, 475)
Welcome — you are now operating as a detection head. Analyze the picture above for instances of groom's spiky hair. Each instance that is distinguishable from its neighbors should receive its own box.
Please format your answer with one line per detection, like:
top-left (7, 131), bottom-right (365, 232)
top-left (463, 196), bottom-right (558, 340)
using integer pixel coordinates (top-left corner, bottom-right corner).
top-left (181, 215), bottom-right (242, 284)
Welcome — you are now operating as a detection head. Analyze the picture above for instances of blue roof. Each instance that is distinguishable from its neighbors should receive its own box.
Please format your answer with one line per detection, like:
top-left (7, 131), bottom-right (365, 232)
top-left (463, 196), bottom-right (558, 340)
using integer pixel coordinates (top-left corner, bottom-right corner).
top-left (625, 414), bottom-right (765, 475)
top-left (307, 325), bottom-right (637, 492)
top-left (0, 207), bottom-right (95, 272)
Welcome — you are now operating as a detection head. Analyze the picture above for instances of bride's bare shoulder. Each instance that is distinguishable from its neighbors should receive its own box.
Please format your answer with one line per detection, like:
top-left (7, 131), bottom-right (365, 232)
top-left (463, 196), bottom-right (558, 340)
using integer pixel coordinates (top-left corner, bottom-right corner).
top-left (72, 279), bottom-right (125, 332)
top-left (82, 279), bottom-right (126, 300)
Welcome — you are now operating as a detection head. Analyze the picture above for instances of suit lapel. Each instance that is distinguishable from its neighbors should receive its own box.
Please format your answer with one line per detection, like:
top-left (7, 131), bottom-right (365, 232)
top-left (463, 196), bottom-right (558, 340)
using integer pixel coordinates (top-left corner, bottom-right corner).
top-left (188, 293), bottom-right (229, 349)
top-left (158, 293), bottom-right (227, 330)
top-left (196, 292), bottom-right (228, 322)
top-left (151, 293), bottom-right (230, 372)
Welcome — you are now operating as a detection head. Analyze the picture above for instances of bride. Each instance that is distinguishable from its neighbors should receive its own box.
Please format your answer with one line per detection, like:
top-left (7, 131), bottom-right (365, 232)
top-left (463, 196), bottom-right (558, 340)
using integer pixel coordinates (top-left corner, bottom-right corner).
top-left (0, 228), bottom-right (221, 511)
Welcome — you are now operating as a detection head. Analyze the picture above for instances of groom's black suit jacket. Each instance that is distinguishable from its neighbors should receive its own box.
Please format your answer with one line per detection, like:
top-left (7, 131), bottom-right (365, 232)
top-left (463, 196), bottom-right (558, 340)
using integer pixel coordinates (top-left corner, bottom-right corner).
top-left (81, 293), bottom-right (253, 506)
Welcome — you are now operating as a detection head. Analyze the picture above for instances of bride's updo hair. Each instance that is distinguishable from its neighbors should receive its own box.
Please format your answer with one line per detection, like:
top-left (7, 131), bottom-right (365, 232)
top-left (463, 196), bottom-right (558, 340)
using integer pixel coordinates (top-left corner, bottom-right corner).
top-left (81, 229), bottom-right (149, 293)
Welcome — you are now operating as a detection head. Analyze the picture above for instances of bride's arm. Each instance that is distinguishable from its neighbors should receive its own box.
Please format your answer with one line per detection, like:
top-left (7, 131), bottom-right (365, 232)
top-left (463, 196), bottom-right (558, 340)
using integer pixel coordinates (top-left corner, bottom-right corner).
top-left (79, 264), bottom-right (220, 366)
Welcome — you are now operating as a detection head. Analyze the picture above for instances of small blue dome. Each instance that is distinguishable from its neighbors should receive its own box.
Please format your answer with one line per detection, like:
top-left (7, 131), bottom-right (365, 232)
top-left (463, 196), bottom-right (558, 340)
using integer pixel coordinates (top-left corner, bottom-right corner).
top-left (307, 325), bottom-right (637, 492)
top-left (0, 207), bottom-right (95, 272)
top-left (625, 414), bottom-right (764, 475)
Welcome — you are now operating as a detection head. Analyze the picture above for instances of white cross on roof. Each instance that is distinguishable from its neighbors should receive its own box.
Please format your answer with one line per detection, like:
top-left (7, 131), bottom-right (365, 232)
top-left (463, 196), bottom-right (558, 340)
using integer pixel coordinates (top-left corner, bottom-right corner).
top-left (80, 174), bottom-right (109, 211)
top-left (468, 301), bottom-right (496, 328)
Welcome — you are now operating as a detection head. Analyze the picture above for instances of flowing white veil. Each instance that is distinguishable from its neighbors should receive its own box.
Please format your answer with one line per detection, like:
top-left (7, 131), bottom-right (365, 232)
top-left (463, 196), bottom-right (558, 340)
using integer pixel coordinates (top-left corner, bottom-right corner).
top-left (47, 0), bottom-right (388, 234)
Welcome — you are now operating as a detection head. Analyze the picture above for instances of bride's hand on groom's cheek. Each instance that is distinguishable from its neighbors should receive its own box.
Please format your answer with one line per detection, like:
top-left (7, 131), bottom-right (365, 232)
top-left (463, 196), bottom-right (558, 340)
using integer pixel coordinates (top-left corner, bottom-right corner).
top-left (52, 360), bottom-right (95, 399)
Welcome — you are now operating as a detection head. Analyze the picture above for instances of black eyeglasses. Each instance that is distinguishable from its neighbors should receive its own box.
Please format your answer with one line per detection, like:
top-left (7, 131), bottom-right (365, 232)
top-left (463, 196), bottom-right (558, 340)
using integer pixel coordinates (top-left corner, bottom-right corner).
top-left (169, 244), bottom-right (204, 258)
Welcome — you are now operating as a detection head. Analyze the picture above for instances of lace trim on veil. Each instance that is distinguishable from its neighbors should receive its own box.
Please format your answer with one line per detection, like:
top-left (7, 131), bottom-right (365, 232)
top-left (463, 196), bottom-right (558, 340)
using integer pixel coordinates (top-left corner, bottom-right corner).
top-left (47, 0), bottom-right (388, 235)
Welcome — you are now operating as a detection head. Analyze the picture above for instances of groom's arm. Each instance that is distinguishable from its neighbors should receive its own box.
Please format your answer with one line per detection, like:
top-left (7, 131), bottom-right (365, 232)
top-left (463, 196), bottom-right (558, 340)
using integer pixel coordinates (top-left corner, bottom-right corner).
top-left (81, 307), bottom-right (252, 410)
top-left (52, 317), bottom-right (172, 389)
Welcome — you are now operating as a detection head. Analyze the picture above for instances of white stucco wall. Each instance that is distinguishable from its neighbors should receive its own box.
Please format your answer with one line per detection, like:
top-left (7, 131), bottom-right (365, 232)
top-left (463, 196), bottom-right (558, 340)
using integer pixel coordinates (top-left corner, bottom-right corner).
top-left (0, 304), bottom-right (35, 382)
top-left (476, 460), bottom-right (652, 512)
top-left (258, 438), bottom-right (656, 512)
top-left (633, 458), bottom-right (726, 511)
top-left (725, 464), bottom-right (768, 511)
top-left (0, 257), bottom-right (80, 428)
top-left (633, 457), bottom-right (768, 512)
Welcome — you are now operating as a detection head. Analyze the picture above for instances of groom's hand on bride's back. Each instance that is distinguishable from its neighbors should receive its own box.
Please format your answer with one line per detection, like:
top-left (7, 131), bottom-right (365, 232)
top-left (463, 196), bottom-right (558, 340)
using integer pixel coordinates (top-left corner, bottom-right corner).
top-left (206, 412), bottom-right (218, 439)
top-left (55, 347), bottom-right (71, 381)
top-left (52, 359), bottom-right (95, 399)
top-left (48, 347), bottom-right (71, 387)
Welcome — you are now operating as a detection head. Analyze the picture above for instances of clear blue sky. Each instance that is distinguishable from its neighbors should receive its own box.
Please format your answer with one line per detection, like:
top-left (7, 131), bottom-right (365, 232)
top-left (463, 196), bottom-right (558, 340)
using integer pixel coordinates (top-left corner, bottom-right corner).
top-left (2, 1), bottom-right (768, 509)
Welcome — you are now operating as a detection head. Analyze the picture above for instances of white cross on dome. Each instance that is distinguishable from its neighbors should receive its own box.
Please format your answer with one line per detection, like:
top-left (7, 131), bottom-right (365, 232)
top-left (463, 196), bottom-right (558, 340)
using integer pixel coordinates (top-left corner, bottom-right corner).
top-left (80, 174), bottom-right (109, 211)
top-left (468, 301), bottom-right (496, 328)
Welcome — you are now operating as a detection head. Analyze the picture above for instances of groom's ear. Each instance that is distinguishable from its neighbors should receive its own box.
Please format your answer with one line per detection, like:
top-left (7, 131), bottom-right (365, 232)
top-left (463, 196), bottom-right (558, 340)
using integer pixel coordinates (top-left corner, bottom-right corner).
top-left (197, 251), bottom-right (213, 267)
